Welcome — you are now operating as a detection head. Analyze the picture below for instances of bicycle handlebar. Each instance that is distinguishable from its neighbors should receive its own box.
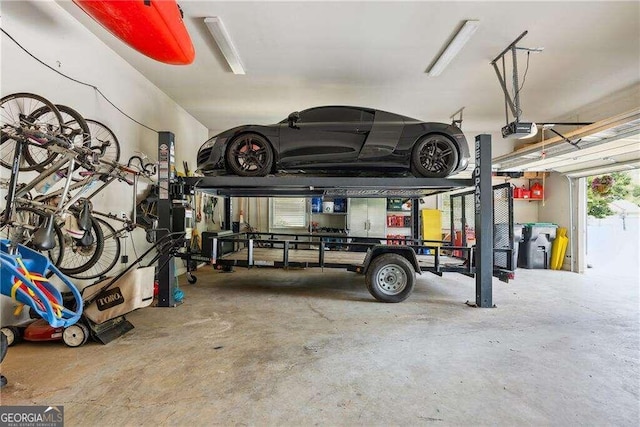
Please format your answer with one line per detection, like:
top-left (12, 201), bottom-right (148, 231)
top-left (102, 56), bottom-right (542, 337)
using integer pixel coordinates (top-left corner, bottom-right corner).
top-left (14, 127), bottom-right (157, 186)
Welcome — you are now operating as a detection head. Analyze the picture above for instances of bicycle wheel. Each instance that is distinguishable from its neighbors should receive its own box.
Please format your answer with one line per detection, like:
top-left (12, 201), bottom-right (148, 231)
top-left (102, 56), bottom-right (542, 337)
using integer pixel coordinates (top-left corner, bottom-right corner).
top-left (63, 106), bottom-right (96, 181)
top-left (66, 217), bottom-right (120, 280)
top-left (56, 105), bottom-right (92, 181)
top-left (56, 105), bottom-right (91, 148)
top-left (0, 93), bottom-right (63, 171)
top-left (26, 104), bottom-right (92, 179)
top-left (1, 206), bottom-right (65, 267)
top-left (85, 119), bottom-right (120, 173)
top-left (57, 214), bottom-right (104, 277)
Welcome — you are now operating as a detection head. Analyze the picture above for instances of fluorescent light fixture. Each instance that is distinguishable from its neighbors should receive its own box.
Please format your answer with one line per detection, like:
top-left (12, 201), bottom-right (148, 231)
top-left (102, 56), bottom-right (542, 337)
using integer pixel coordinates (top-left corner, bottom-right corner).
top-left (426, 20), bottom-right (479, 76)
top-left (204, 17), bottom-right (245, 75)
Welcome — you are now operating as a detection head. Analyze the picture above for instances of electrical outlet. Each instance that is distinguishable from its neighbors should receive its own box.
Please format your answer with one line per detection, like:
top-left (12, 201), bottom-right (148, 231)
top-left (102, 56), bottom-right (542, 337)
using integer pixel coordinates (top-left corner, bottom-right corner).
top-left (120, 211), bottom-right (127, 219)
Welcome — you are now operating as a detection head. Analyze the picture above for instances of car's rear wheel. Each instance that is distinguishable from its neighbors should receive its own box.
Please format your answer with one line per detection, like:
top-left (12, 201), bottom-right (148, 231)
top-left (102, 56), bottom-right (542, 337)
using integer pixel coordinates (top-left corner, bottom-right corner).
top-left (225, 133), bottom-right (273, 177)
top-left (411, 134), bottom-right (459, 178)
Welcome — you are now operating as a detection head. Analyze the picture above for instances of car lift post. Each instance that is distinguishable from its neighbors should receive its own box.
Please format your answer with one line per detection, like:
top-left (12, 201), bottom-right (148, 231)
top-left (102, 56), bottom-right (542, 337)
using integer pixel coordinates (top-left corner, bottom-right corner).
top-left (224, 197), bottom-right (232, 230)
top-left (411, 198), bottom-right (420, 242)
top-left (474, 134), bottom-right (493, 307)
top-left (157, 131), bottom-right (177, 307)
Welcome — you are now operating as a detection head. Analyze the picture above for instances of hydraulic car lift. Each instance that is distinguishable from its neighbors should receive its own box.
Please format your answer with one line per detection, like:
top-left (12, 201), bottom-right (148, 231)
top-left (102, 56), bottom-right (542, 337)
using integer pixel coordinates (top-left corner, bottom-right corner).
top-left (155, 134), bottom-right (504, 307)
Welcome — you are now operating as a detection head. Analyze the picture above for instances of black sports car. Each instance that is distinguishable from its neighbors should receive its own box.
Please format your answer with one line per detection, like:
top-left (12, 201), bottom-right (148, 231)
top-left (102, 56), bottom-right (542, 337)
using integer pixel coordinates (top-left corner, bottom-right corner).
top-left (197, 106), bottom-right (469, 178)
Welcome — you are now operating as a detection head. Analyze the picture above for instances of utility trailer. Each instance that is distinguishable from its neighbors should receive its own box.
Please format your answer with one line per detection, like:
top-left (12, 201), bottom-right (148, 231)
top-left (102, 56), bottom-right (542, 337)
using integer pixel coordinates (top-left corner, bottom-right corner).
top-left (201, 231), bottom-right (514, 303)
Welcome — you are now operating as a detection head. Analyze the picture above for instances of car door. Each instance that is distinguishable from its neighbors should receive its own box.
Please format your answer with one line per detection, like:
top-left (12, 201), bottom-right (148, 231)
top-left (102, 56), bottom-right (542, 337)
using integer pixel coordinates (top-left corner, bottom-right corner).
top-left (357, 110), bottom-right (406, 160)
top-left (278, 107), bottom-right (373, 167)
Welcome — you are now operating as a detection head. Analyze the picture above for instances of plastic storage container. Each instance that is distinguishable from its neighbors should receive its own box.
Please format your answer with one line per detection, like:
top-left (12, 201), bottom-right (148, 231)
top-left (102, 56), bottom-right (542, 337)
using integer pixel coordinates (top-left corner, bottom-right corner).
top-left (322, 201), bottom-right (334, 213)
top-left (514, 186), bottom-right (524, 198)
top-left (311, 197), bottom-right (322, 213)
top-left (333, 198), bottom-right (346, 213)
top-left (530, 182), bottom-right (544, 199)
top-left (518, 223), bottom-right (557, 269)
top-left (387, 199), bottom-right (403, 210)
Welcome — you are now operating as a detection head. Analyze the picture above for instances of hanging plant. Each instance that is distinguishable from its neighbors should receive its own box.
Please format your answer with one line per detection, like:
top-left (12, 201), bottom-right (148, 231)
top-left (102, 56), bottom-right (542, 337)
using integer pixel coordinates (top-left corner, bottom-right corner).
top-left (591, 175), bottom-right (614, 195)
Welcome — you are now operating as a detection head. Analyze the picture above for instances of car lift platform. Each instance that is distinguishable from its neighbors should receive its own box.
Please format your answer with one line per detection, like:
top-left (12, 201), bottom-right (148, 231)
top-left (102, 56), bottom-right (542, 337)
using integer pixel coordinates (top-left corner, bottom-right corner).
top-left (179, 176), bottom-right (473, 198)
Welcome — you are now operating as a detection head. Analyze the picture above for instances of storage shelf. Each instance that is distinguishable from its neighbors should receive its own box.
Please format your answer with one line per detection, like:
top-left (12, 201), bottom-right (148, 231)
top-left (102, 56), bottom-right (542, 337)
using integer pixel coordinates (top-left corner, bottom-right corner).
top-left (311, 212), bottom-right (348, 215)
top-left (387, 198), bottom-right (413, 239)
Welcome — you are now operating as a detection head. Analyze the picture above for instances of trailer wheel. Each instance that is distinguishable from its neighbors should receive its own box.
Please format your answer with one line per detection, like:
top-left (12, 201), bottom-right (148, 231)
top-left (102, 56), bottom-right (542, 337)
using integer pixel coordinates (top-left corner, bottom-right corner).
top-left (1, 326), bottom-right (21, 347)
top-left (63, 323), bottom-right (89, 347)
top-left (366, 253), bottom-right (415, 303)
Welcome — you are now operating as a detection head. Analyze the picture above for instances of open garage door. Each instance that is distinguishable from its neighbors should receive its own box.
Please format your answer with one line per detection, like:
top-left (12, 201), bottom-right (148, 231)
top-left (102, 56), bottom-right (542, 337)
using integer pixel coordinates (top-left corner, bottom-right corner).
top-left (581, 170), bottom-right (640, 279)
top-left (493, 109), bottom-right (640, 274)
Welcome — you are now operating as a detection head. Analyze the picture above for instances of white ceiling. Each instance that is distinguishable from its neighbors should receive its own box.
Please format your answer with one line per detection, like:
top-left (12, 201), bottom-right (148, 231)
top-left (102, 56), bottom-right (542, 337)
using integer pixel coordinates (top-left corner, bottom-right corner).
top-left (58, 0), bottom-right (640, 140)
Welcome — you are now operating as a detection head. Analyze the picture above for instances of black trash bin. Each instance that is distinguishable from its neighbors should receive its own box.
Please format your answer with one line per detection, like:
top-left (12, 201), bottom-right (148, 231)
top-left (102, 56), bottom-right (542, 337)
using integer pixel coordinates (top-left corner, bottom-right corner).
top-left (518, 223), bottom-right (557, 269)
top-left (494, 223), bottom-right (524, 270)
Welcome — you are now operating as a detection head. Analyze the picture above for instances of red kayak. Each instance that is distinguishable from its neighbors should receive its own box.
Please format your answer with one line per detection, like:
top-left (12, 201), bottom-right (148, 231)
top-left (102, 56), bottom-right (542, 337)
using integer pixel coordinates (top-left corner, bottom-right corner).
top-left (73, 0), bottom-right (195, 65)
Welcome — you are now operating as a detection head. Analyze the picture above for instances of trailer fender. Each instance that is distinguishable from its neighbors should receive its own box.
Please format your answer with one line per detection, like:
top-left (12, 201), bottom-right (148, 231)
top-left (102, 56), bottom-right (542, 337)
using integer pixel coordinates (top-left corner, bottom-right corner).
top-left (362, 246), bottom-right (421, 275)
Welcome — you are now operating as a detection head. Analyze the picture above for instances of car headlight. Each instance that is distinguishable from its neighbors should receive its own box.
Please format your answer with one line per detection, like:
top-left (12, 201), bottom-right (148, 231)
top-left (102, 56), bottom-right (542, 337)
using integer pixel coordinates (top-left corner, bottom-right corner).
top-left (200, 137), bottom-right (217, 151)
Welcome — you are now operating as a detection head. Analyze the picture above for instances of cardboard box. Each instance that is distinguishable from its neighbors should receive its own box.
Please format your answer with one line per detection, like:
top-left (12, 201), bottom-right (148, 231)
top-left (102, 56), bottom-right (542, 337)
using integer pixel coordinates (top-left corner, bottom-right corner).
top-left (523, 172), bottom-right (550, 179)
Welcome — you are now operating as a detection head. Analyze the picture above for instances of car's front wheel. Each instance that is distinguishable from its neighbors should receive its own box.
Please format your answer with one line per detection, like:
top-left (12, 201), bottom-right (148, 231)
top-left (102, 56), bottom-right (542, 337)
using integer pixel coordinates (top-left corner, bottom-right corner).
top-left (225, 133), bottom-right (274, 177)
top-left (411, 134), bottom-right (459, 178)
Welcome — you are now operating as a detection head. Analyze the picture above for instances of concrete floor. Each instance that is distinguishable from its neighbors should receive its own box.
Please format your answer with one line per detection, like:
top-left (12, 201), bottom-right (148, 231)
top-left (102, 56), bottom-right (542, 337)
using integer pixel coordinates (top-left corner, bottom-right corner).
top-left (1, 266), bottom-right (638, 425)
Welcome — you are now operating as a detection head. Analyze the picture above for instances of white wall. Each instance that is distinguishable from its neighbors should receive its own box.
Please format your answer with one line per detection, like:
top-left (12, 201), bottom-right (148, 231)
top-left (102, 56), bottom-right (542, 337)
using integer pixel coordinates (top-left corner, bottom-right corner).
top-left (538, 173), bottom-right (571, 226)
top-left (537, 172), bottom-right (576, 270)
top-left (492, 177), bottom-right (539, 224)
top-left (553, 82), bottom-right (640, 123)
top-left (1, 0), bottom-right (208, 325)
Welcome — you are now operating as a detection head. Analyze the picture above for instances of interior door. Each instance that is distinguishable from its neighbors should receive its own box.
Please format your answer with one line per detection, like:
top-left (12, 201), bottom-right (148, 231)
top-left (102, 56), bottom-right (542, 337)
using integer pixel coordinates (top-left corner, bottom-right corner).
top-left (278, 107), bottom-right (372, 167)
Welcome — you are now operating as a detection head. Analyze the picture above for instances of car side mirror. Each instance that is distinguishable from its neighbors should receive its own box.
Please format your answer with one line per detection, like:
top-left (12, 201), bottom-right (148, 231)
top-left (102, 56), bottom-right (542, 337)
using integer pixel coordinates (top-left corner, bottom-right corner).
top-left (288, 112), bottom-right (300, 128)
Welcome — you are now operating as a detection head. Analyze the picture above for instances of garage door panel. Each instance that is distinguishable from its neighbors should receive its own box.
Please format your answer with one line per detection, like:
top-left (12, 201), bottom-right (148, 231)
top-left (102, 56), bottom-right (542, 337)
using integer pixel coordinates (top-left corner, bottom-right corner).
top-left (502, 136), bottom-right (639, 172)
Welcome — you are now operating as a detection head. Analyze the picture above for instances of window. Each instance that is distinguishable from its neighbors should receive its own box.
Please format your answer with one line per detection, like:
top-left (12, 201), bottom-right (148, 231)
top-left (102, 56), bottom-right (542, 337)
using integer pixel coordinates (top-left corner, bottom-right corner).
top-left (300, 107), bottom-right (365, 123)
top-left (270, 197), bottom-right (307, 228)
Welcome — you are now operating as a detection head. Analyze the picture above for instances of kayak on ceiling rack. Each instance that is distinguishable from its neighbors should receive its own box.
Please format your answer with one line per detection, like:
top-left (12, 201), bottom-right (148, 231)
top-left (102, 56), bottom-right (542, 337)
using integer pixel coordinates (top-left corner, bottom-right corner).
top-left (73, 0), bottom-right (195, 65)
